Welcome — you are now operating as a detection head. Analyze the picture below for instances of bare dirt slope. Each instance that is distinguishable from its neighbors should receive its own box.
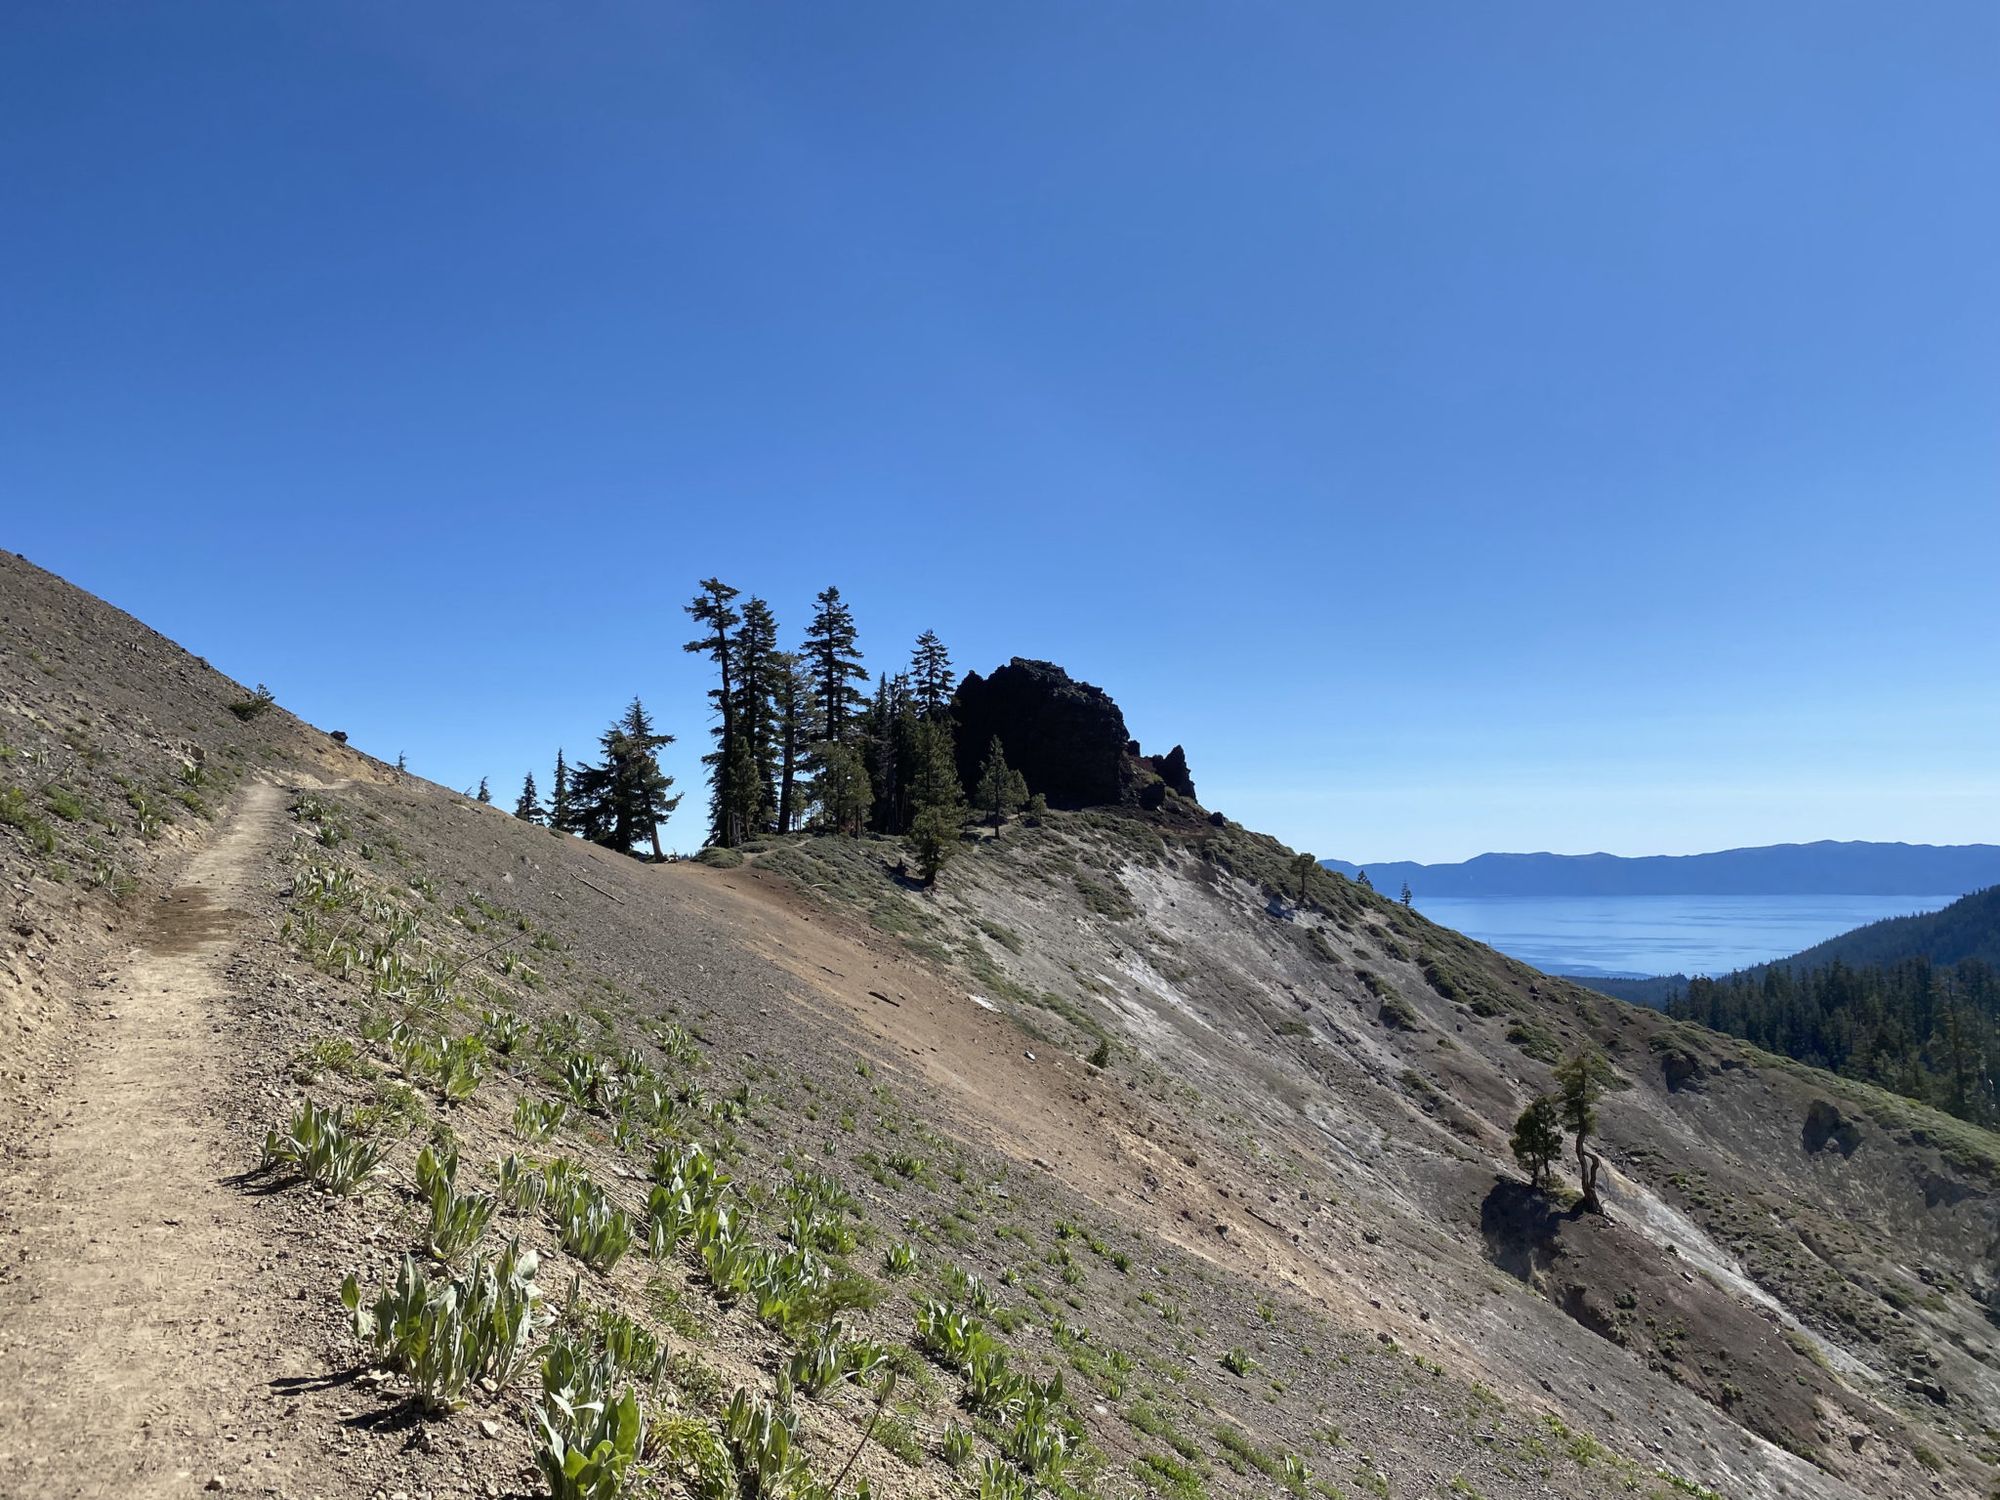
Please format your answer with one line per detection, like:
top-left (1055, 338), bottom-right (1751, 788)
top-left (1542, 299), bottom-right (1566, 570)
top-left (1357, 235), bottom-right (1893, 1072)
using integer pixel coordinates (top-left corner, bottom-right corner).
top-left (3, 552), bottom-right (1997, 1500)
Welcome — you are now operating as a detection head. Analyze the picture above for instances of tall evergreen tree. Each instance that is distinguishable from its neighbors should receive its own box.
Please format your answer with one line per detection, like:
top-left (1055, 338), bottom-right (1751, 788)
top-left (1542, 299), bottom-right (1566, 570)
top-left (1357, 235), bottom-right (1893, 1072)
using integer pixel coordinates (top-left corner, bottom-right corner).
top-left (910, 629), bottom-right (954, 718)
top-left (863, 674), bottom-right (920, 835)
top-left (550, 750), bottom-right (572, 833)
top-left (802, 586), bottom-right (868, 743)
top-left (904, 716), bottom-right (966, 886)
top-left (684, 579), bottom-right (743, 846)
top-left (514, 771), bottom-right (545, 823)
top-left (772, 651), bottom-right (810, 835)
top-left (732, 597), bottom-right (782, 837)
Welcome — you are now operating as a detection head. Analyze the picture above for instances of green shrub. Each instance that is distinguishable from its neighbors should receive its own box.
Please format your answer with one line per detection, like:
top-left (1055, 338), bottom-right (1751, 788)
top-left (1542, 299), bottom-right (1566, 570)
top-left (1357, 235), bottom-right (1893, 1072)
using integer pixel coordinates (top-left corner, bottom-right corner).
top-left (262, 1099), bottom-right (384, 1195)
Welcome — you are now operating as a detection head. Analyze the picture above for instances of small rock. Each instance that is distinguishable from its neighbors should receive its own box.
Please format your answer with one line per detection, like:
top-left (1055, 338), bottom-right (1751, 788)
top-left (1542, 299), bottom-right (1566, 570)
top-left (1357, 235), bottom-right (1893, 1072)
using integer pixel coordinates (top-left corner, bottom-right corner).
top-left (205, 1479), bottom-right (226, 1493)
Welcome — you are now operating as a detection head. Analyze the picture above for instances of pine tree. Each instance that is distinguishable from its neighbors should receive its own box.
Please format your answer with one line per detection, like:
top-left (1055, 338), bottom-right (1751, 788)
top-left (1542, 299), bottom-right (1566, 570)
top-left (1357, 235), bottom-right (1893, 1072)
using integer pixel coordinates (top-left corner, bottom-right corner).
top-left (550, 750), bottom-right (572, 833)
top-left (1400, 882), bottom-right (1414, 908)
top-left (812, 740), bottom-right (874, 835)
top-left (910, 630), bottom-right (954, 718)
top-left (904, 717), bottom-right (966, 886)
top-left (863, 674), bottom-right (919, 835)
top-left (396, 751), bottom-right (407, 773)
top-left (1554, 1049), bottom-right (1615, 1212)
top-left (684, 579), bottom-right (743, 846)
top-left (975, 737), bottom-right (1027, 829)
top-left (514, 771), bottom-right (545, 823)
top-left (802, 586), bottom-right (868, 743)
top-left (1510, 1095), bottom-right (1563, 1189)
top-left (476, 777), bottom-right (491, 804)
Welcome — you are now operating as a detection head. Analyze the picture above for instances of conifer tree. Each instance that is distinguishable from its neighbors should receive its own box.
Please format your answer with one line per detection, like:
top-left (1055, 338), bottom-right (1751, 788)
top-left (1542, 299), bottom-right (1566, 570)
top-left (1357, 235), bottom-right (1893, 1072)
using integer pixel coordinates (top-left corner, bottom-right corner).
top-left (550, 750), bottom-right (572, 833)
top-left (974, 737), bottom-right (1028, 829)
top-left (476, 777), bottom-right (491, 804)
top-left (514, 771), bottom-right (545, 823)
top-left (910, 630), bottom-right (954, 718)
top-left (904, 717), bottom-right (966, 886)
top-left (569, 700), bottom-right (679, 859)
top-left (772, 652), bottom-right (810, 835)
top-left (1401, 882), bottom-right (1414, 908)
top-left (1510, 1095), bottom-right (1563, 1189)
top-left (684, 579), bottom-right (743, 846)
top-left (803, 586), bottom-right (868, 743)
top-left (1554, 1049), bottom-right (1615, 1212)
top-left (396, 751), bottom-right (407, 773)
top-left (812, 740), bottom-right (874, 835)
top-left (1291, 852), bottom-right (1316, 905)
top-left (863, 674), bottom-right (919, 835)
top-left (732, 597), bottom-right (782, 836)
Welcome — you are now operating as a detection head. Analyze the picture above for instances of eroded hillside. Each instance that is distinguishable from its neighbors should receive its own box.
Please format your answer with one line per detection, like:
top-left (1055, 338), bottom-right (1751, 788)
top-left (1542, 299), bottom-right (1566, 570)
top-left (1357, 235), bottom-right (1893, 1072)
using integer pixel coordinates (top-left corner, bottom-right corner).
top-left (2, 551), bottom-right (1996, 1500)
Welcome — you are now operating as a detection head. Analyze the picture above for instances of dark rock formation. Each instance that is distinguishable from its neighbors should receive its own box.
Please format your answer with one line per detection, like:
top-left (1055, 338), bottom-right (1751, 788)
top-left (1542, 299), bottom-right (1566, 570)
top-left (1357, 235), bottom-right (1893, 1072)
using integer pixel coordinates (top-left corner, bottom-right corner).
top-left (1153, 745), bottom-right (1196, 801)
top-left (951, 659), bottom-right (1132, 809)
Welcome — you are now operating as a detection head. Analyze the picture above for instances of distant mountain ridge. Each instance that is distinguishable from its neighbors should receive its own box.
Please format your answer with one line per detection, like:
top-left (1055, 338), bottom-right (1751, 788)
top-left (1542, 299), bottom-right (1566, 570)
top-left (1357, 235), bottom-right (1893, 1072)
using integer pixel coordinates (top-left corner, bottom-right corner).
top-left (1321, 840), bottom-right (2000, 898)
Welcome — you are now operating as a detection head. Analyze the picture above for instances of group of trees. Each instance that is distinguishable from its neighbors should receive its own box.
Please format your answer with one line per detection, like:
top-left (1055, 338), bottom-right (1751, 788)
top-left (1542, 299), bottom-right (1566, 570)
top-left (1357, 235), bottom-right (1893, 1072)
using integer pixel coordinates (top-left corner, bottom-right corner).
top-left (1511, 1049), bottom-right (1616, 1212)
top-left (1667, 958), bottom-right (1998, 1126)
top-left (498, 582), bottom-right (1034, 884)
top-left (510, 699), bottom-right (681, 861)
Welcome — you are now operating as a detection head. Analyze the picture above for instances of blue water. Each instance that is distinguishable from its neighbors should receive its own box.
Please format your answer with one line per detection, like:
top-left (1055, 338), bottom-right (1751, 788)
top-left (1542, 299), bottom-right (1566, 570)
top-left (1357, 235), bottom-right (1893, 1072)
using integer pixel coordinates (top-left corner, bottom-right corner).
top-left (1413, 893), bottom-right (1960, 979)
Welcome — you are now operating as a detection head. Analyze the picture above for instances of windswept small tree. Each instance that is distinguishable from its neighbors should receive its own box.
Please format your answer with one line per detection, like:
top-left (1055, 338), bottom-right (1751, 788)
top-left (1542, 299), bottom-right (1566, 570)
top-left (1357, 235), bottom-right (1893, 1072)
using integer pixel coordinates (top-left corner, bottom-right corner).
top-left (1554, 1049), bottom-right (1616, 1212)
top-left (476, 777), bottom-right (491, 804)
top-left (514, 771), bottom-right (545, 823)
top-left (1400, 882), bottom-right (1414, 908)
top-left (1510, 1094), bottom-right (1564, 1189)
top-left (1290, 852), bottom-right (1316, 905)
top-left (974, 737), bottom-right (1027, 829)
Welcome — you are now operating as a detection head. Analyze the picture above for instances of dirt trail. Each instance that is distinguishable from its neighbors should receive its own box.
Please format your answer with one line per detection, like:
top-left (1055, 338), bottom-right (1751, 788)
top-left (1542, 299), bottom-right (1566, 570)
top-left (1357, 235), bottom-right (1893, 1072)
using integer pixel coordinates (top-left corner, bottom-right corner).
top-left (0, 780), bottom-right (289, 1500)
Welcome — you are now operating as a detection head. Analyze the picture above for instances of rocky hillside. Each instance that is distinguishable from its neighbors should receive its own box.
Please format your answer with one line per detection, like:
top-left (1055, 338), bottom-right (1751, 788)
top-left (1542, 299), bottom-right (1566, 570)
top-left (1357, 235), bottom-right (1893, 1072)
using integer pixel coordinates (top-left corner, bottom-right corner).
top-left (3, 551), bottom-right (1996, 1500)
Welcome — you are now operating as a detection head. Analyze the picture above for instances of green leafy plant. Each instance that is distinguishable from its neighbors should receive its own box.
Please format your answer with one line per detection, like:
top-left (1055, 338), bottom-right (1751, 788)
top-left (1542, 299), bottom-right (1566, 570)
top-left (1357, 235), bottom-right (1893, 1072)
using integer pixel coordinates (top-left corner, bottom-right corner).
top-left (417, 1143), bottom-right (496, 1262)
top-left (262, 1099), bottom-right (384, 1195)
top-left (881, 1241), bottom-right (916, 1276)
top-left (515, 1096), bottom-right (569, 1142)
top-left (343, 1238), bottom-right (546, 1411)
top-left (536, 1339), bottom-right (647, 1500)
top-left (723, 1387), bottom-right (802, 1500)
top-left (554, 1174), bottom-right (633, 1273)
top-left (942, 1419), bottom-right (975, 1469)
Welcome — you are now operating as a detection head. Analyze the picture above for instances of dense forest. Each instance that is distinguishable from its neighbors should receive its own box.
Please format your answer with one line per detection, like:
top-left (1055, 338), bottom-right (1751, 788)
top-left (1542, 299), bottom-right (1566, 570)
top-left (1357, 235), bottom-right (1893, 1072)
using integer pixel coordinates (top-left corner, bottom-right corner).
top-left (1770, 884), bottom-right (2000, 970)
top-left (1668, 956), bottom-right (1999, 1126)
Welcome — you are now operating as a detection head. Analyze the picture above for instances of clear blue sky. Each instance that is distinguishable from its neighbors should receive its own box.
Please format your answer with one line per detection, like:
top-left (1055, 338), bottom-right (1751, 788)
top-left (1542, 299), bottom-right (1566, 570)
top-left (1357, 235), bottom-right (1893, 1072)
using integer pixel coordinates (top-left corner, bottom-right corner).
top-left (5, 4), bottom-right (1996, 860)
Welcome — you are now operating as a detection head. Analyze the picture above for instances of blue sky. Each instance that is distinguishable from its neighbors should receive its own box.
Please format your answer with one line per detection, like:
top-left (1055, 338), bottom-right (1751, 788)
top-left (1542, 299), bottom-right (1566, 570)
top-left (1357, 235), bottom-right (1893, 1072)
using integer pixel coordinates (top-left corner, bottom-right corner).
top-left (4, 3), bottom-right (1996, 860)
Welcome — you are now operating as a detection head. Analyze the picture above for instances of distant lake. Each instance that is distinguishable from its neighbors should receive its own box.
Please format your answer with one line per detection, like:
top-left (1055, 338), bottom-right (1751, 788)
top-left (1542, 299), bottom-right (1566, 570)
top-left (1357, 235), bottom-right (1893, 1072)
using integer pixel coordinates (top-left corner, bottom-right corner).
top-left (1412, 893), bottom-right (1960, 979)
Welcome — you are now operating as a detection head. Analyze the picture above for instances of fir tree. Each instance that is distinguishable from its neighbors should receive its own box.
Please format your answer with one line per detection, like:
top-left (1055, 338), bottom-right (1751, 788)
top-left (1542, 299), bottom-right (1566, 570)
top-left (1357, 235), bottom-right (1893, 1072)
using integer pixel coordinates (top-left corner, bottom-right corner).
top-left (772, 652), bottom-right (810, 835)
top-left (684, 579), bottom-right (743, 846)
top-left (1510, 1095), bottom-right (1563, 1190)
top-left (862, 674), bottom-right (918, 835)
top-left (514, 771), bottom-right (545, 823)
top-left (569, 700), bottom-right (679, 859)
top-left (803, 586), bottom-right (868, 743)
top-left (904, 717), bottom-right (966, 886)
top-left (1401, 882), bottom-right (1414, 908)
top-left (732, 597), bottom-right (782, 837)
top-left (910, 629), bottom-right (954, 718)
top-left (476, 777), bottom-right (491, 804)
top-left (550, 750), bottom-right (572, 833)
top-left (396, 751), bottom-right (407, 773)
